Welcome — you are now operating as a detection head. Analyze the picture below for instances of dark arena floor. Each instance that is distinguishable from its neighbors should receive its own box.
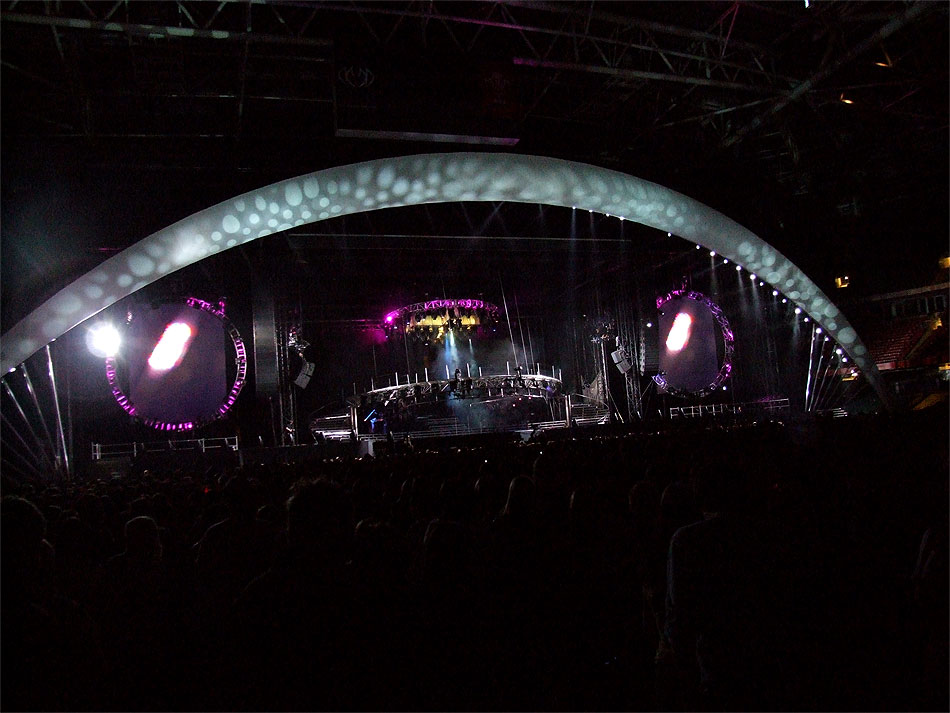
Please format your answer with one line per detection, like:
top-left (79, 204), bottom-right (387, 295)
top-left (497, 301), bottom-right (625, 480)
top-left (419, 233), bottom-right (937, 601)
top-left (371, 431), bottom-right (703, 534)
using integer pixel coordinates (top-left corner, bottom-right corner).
top-left (3, 410), bottom-right (948, 711)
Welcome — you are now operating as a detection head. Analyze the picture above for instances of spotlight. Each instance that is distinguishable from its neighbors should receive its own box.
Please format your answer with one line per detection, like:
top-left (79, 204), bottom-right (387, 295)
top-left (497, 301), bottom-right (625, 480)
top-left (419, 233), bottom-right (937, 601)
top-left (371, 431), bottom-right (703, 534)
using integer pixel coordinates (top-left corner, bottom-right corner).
top-left (794, 307), bottom-right (802, 314)
top-left (782, 298), bottom-right (788, 304)
top-left (750, 273), bottom-right (757, 281)
top-left (646, 322), bottom-right (653, 328)
top-left (772, 290), bottom-right (779, 296)
top-left (736, 265), bottom-right (742, 271)
top-left (668, 232), bottom-right (672, 237)
top-left (759, 282), bottom-right (765, 287)
top-left (836, 348), bottom-right (843, 355)
top-left (86, 323), bottom-right (121, 358)
top-left (824, 336), bottom-right (830, 342)
top-left (803, 317), bottom-right (810, 322)
top-left (722, 385), bottom-right (728, 391)
top-left (816, 327), bottom-right (823, 334)
top-left (842, 357), bottom-right (848, 363)
top-left (723, 258), bottom-right (729, 264)
top-left (696, 244), bottom-right (701, 249)
top-left (709, 250), bottom-right (716, 257)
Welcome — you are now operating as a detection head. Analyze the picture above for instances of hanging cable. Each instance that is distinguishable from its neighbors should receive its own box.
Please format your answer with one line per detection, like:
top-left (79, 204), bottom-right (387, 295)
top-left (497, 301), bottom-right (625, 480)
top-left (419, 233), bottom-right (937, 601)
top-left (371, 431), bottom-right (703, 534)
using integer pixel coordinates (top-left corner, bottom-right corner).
top-left (514, 293), bottom-right (529, 369)
top-left (812, 339), bottom-right (843, 413)
top-left (499, 277), bottom-right (519, 367)
top-left (807, 342), bottom-right (828, 413)
top-left (2, 379), bottom-right (58, 473)
top-left (803, 323), bottom-right (819, 410)
top-left (0, 411), bottom-right (46, 479)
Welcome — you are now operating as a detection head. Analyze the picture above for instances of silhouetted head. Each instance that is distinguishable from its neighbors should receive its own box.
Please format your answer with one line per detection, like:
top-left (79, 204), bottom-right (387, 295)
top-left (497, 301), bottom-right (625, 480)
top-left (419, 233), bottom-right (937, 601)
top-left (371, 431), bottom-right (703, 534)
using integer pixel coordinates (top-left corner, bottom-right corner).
top-left (693, 464), bottom-right (751, 516)
top-left (223, 476), bottom-right (257, 520)
top-left (124, 515), bottom-right (162, 562)
top-left (423, 519), bottom-right (469, 584)
top-left (503, 476), bottom-right (536, 518)
top-left (255, 503), bottom-right (282, 526)
top-left (355, 519), bottom-right (404, 583)
top-left (660, 481), bottom-right (698, 530)
top-left (629, 480), bottom-right (659, 519)
top-left (1, 496), bottom-right (47, 576)
top-left (286, 478), bottom-right (353, 562)
top-left (569, 487), bottom-right (593, 525)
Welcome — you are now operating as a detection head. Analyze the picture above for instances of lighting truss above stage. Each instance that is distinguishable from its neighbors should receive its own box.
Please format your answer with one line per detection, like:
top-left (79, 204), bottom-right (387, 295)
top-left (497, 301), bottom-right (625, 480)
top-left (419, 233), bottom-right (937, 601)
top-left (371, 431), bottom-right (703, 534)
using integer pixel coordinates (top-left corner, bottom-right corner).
top-left (382, 298), bottom-right (500, 343)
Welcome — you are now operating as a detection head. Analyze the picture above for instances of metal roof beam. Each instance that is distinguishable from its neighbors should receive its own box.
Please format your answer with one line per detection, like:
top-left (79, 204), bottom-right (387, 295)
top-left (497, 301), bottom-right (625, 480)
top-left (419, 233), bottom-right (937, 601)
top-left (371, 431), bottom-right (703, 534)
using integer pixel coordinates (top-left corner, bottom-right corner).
top-left (722, 1), bottom-right (935, 148)
top-left (512, 57), bottom-right (782, 94)
top-left (0, 11), bottom-right (333, 48)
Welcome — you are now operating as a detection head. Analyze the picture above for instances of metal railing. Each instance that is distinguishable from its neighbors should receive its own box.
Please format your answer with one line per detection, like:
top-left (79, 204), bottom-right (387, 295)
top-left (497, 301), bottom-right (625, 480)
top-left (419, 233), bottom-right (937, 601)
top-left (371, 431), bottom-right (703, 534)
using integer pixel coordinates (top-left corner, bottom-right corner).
top-left (668, 398), bottom-right (790, 420)
top-left (92, 436), bottom-right (239, 461)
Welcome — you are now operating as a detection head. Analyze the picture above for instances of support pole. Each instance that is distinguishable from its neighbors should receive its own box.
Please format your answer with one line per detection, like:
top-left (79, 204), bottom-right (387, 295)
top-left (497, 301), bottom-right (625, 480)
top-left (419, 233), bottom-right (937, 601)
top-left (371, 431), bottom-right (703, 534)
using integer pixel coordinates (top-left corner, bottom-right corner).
top-left (0, 412), bottom-right (46, 479)
top-left (803, 324), bottom-right (817, 411)
top-left (21, 364), bottom-right (58, 471)
top-left (0, 430), bottom-right (45, 480)
top-left (45, 344), bottom-right (69, 479)
top-left (2, 379), bottom-right (57, 473)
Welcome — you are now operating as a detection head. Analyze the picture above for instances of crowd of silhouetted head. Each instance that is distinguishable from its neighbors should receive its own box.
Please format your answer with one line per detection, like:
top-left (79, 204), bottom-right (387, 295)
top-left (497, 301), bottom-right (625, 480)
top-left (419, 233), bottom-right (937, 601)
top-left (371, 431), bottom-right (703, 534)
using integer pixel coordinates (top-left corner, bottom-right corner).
top-left (2, 412), bottom-right (947, 712)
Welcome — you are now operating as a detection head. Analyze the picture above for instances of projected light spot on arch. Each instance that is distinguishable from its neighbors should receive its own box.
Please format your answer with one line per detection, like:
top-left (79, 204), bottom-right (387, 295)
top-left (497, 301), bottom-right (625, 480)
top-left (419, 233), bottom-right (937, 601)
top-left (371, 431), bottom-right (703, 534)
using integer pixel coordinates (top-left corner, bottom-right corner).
top-left (0, 152), bottom-right (886, 406)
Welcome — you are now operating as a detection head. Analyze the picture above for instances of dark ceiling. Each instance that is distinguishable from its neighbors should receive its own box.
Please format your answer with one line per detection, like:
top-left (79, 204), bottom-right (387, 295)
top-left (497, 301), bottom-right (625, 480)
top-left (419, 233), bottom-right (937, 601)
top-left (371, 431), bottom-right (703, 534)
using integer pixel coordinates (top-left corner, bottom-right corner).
top-left (2, 0), bottom-right (948, 331)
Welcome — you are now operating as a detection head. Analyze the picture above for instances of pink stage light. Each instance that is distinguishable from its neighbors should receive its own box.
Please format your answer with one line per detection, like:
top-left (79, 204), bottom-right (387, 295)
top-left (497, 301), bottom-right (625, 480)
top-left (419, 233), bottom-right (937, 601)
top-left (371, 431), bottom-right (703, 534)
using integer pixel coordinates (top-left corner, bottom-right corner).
top-left (148, 322), bottom-right (194, 371)
top-left (665, 312), bottom-right (693, 352)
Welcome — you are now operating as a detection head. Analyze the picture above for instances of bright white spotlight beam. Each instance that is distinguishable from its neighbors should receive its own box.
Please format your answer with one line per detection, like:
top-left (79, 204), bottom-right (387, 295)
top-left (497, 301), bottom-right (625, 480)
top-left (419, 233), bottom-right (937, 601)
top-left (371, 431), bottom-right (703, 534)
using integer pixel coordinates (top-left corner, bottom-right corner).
top-left (147, 322), bottom-right (193, 371)
top-left (87, 323), bottom-right (122, 358)
top-left (665, 312), bottom-right (693, 352)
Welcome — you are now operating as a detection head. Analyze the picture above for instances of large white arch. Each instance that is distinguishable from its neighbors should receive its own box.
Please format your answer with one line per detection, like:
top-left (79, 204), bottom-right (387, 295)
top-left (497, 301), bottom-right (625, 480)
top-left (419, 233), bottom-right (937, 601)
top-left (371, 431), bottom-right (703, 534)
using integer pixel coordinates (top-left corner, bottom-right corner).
top-left (0, 152), bottom-right (885, 405)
